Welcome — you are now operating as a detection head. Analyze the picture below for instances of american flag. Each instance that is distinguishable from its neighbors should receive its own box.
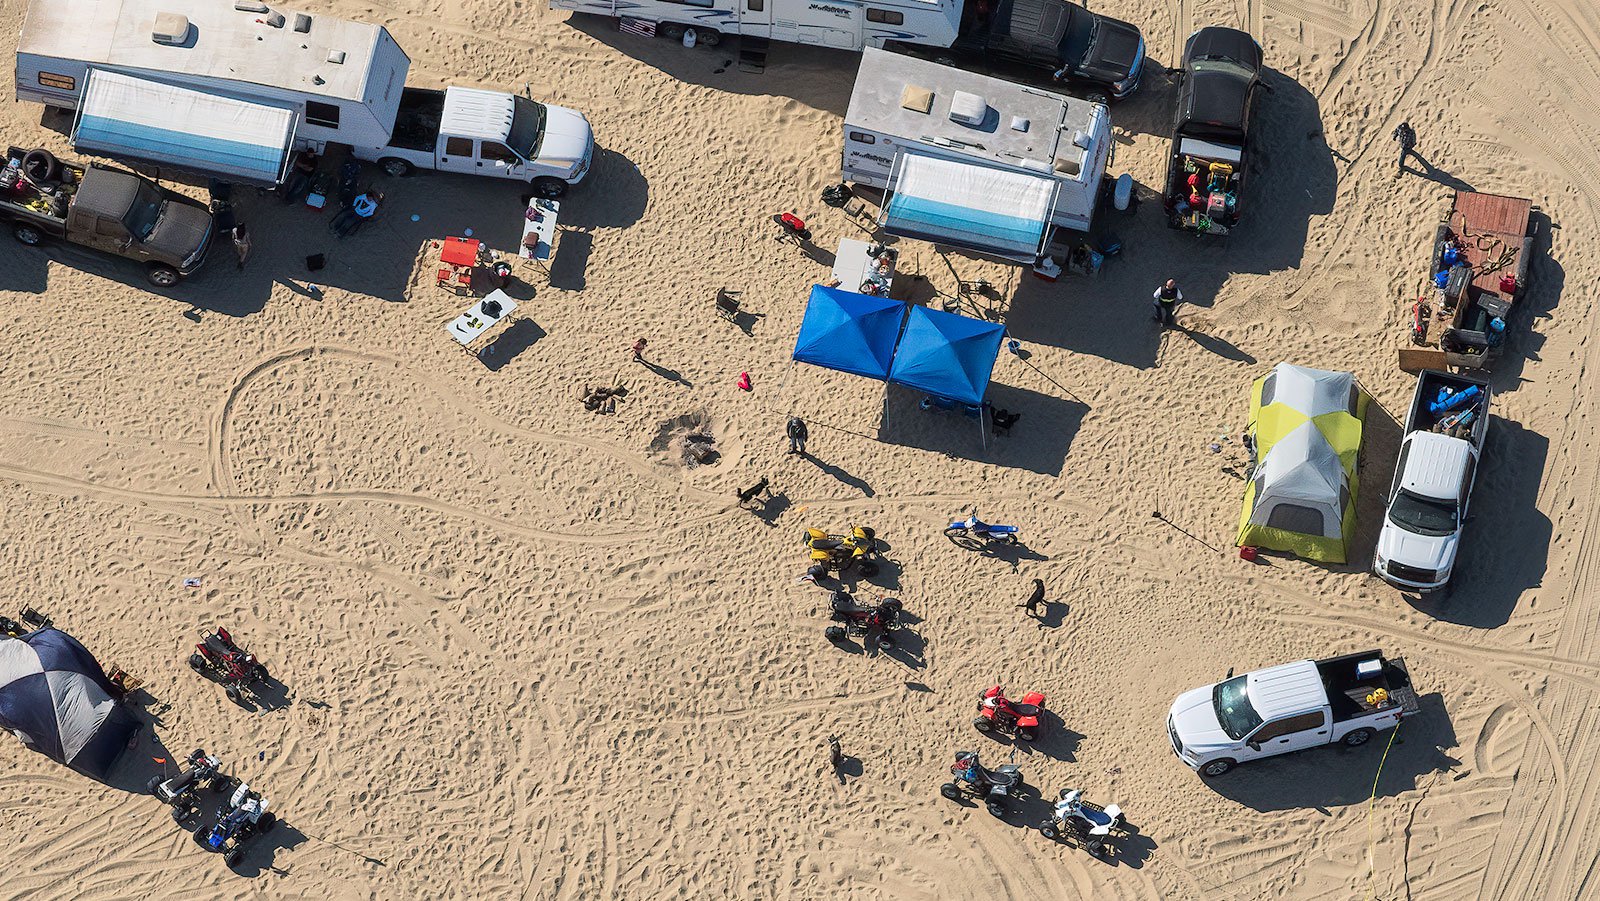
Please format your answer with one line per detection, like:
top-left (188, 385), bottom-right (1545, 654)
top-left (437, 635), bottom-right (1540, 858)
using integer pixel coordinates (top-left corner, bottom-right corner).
top-left (619, 16), bottom-right (656, 36)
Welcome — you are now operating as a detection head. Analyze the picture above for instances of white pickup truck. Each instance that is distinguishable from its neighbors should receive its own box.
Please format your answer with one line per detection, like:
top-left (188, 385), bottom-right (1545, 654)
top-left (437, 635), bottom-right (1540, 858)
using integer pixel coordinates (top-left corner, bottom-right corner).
top-left (1373, 370), bottom-right (1491, 592)
top-left (1167, 650), bottom-right (1420, 777)
top-left (352, 87), bottom-right (594, 198)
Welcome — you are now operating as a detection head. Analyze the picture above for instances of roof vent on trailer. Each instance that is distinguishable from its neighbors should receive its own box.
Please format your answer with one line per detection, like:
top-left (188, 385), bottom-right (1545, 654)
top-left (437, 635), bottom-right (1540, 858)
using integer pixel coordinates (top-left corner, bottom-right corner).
top-left (948, 91), bottom-right (988, 127)
top-left (293, 12), bottom-right (312, 32)
top-left (234, 1), bottom-right (269, 12)
top-left (900, 85), bottom-right (933, 114)
top-left (151, 13), bottom-right (192, 45)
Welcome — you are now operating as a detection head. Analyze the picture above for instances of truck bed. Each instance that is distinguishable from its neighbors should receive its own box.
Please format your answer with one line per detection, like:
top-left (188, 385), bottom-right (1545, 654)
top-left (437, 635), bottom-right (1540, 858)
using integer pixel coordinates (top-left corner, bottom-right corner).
top-left (1317, 651), bottom-right (1419, 723)
top-left (1405, 369), bottom-right (1489, 446)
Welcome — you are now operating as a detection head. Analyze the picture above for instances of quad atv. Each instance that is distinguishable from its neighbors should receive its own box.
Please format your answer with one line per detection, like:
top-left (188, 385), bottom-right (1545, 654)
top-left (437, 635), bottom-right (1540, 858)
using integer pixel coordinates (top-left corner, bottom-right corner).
top-left (147, 748), bottom-right (227, 823)
top-left (194, 781), bottom-right (275, 867)
top-left (803, 524), bottom-right (881, 576)
top-left (940, 750), bottom-right (1024, 817)
top-left (973, 685), bottom-right (1046, 742)
top-left (824, 590), bottom-right (901, 650)
top-left (189, 626), bottom-right (269, 704)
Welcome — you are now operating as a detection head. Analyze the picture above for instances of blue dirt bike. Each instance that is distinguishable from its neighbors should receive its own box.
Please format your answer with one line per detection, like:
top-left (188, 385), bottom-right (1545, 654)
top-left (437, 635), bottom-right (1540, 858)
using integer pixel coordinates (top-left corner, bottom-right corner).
top-left (944, 512), bottom-right (1020, 549)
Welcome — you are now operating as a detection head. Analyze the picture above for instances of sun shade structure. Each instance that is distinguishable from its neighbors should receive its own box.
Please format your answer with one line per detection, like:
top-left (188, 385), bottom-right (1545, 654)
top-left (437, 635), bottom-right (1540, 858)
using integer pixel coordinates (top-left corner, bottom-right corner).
top-left (73, 69), bottom-right (298, 187)
top-left (0, 628), bottom-right (139, 780)
top-left (792, 285), bottom-right (907, 380)
top-left (887, 304), bottom-right (1006, 406)
top-left (881, 153), bottom-right (1057, 262)
top-left (1237, 363), bottom-right (1368, 563)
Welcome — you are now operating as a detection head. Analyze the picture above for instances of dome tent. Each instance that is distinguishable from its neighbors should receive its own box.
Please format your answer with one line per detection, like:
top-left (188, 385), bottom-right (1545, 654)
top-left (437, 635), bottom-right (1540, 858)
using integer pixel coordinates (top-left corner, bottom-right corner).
top-left (0, 628), bottom-right (140, 780)
top-left (1237, 363), bottom-right (1368, 563)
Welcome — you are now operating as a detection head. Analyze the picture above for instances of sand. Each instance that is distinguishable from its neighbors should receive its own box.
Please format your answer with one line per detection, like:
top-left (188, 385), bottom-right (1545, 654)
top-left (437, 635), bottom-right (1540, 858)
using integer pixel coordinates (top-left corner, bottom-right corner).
top-left (0, 0), bottom-right (1597, 897)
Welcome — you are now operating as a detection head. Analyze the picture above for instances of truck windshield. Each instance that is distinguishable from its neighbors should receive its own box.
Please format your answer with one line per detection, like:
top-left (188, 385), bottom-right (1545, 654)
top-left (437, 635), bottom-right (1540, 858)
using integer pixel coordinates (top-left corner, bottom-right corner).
top-left (1387, 489), bottom-right (1458, 537)
top-left (122, 181), bottom-right (164, 241)
top-left (1212, 675), bottom-right (1263, 740)
top-left (508, 97), bottom-right (548, 162)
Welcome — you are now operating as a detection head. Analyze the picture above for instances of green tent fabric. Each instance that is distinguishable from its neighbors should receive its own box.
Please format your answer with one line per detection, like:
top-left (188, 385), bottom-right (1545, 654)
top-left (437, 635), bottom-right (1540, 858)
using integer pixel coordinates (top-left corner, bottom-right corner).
top-left (1236, 363), bottom-right (1368, 563)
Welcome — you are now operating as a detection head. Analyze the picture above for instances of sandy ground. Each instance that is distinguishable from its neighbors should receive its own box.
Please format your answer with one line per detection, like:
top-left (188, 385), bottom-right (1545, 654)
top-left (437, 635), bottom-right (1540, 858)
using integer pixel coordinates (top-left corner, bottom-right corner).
top-left (0, 0), bottom-right (1597, 897)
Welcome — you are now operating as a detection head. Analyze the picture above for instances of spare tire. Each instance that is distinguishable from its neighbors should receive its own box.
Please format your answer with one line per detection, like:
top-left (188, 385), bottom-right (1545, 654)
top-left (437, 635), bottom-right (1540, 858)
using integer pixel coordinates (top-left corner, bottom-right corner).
top-left (22, 149), bottom-right (59, 184)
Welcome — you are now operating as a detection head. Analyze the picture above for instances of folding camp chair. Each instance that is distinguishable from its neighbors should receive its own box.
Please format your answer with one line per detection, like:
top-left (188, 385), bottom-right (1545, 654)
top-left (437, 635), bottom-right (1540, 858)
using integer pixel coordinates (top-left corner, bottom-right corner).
top-left (715, 288), bottom-right (743, 322)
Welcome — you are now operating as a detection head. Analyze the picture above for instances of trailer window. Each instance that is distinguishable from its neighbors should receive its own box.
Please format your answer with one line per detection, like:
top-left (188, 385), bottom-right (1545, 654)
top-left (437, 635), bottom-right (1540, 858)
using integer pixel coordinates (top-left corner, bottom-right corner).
top-left (866, 8), bottom-right (904, 24)
top-left (305, 101), bottom-right (341, 129)
top-left (848, 131), bottom-right (876, 144)
top-left (38, 72), bottom-right (76, 91)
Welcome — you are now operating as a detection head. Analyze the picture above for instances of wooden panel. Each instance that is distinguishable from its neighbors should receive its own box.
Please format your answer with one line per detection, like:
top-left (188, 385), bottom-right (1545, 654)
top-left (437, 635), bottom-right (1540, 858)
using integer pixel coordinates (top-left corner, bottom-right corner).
top-left (1398, 348), bottom-right (1451, 373)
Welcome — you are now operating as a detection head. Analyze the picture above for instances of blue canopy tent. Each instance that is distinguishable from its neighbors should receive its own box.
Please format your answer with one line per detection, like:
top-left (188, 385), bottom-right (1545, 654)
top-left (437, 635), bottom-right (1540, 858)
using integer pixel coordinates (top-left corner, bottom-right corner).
top-left (888, 305), bottom-right (1006, 406)
top-left (792, 285), bottom-right (906, 380)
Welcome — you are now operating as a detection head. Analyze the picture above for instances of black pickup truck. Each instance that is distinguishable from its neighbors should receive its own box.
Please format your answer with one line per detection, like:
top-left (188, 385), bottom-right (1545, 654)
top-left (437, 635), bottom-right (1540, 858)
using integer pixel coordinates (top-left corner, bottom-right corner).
top-left (1, 147), bottom-right (213, 287)
top-left (923, 0), bottom-right (1146, 100)
top-left (1162, 27), bottom-right (1263, 236)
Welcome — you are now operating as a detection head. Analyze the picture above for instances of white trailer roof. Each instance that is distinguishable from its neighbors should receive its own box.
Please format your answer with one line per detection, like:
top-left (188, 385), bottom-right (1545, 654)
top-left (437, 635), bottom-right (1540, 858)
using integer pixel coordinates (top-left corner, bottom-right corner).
top-left (847, 47), bottom-right (1106, 181)
top-left (1245, 660), bottom-right (1328, 720)
top-left (19, 0), bottom-right (403, 102)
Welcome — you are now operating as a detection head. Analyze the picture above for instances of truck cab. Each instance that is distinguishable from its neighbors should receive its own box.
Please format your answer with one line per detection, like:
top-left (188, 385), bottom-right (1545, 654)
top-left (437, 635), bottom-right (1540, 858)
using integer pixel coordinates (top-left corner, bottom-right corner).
top-left (1167, 651), bottom-right (1418, 777)
top-left (1374, 370), bottom-right (1491, 591)
top-left (2, 148), bottom-right (213, 287)
top-left (949, 0), bottom-right (1146, 100)
top-left (357, 87), bottom-right (594, 198)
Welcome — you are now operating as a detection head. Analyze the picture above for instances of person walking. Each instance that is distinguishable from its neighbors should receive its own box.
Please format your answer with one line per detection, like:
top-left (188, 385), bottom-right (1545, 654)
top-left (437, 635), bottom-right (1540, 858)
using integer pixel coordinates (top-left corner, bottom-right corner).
top-left (1152, 279), bottom-right (1183, 328)
top-left (1393, 121), bottom-right (1418, 177)
top-left (230, 224), bottom-right (252, 270)
top-left (631, 338), bottom-right (648, 361)
top-left (786, 417), bottom-right (809, 456)
top-left (1017, 578), bottom-right (1045, 617)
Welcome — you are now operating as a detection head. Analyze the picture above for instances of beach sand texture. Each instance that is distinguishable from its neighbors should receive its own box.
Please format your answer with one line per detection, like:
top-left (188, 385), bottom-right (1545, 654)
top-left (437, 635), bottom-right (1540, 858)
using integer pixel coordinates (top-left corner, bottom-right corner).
top-left (0, 0), bottom-right (1597, 897)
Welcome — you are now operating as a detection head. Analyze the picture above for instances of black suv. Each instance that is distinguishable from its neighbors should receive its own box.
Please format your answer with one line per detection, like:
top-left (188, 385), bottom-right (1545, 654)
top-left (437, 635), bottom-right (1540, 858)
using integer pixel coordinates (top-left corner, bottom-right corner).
top-left (947, 0), bottom-right (1147, 100)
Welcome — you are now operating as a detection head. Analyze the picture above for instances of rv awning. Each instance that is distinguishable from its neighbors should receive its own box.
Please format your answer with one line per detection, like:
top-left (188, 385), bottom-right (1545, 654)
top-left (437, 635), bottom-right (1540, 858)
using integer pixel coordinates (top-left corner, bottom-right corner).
top-left (881, 153), bottom-right (1056, 262)
top-left (73, 70), bottom-right (297, 187)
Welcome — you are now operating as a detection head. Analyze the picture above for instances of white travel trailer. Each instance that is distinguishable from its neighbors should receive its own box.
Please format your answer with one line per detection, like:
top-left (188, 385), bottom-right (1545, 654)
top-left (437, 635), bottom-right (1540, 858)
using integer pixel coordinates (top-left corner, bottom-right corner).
top-left (17, 0), bottom-right (409, 151)
top-left (842, 48), bottom-right (1110, 259)
top-left (549, 0), bottom-right (959, 51)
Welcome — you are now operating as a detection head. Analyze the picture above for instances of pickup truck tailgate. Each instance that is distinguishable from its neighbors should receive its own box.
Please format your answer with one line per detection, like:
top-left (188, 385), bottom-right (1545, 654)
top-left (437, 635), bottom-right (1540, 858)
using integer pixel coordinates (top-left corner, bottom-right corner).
top-left (1389, 657), bottom-right (1422, 716)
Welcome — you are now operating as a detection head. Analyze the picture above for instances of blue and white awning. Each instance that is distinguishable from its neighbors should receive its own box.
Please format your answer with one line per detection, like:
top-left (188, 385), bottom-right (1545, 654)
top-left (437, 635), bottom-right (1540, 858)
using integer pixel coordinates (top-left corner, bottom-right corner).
top-left (881, 153), bottom-right (1057, 263)
top-left (73, 70), bottom-right (297, 187)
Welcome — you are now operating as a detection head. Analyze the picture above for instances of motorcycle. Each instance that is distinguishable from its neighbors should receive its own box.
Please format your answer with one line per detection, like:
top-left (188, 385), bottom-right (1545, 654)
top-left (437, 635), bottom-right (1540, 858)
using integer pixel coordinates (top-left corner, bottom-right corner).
top-left (973, 685), bottom-right (1046, 741)
top-left (189, 626), bottom-right (269, 705)
top-left (1039, 788), bottom-right (1125, 857)
top-left (944, 512), bottom-right (1019, 548)
top-left (824, 590), bottom-right (901, 649)
top-left (804, 524), bottom-right (881, 576)
top-left (940, 750), bottom-right (1024, 817)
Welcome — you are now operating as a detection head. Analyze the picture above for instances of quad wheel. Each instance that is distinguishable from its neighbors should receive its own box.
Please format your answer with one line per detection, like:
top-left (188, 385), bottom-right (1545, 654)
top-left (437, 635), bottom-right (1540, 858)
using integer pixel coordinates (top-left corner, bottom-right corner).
top-left (875, 634), bottom-right (893, 650)
top-left (939, 782), bottom-right (961, 801)
top-left (146, 776), bottom-right (163, 796)
top-left (972, 716), bottom-right (994, 733)
top-left (188, 654), bottom-right (207, 672)
top-left (824, 626), bottom-right (846, 642)
top-left (225, 847), bottom-right (244, 867)
top-left (258, 812), bottom-right (277, 833)
top-left (1039, 821), bottom-right (1059, 841)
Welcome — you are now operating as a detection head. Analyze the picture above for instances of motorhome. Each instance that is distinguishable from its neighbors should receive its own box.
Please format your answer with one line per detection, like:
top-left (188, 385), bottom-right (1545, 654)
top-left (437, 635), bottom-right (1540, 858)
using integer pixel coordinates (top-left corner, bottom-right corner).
top-left (15, 0), bottom-right (593, 194)
top-left (841, 48), bottom-right (1111, 258)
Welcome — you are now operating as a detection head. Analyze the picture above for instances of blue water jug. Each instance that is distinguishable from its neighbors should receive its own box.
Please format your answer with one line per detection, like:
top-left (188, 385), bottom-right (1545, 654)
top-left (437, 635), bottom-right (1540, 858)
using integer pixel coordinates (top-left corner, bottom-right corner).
top-left (1434, 270), bottom-right (1451, 289)
top-left (1429, 383), bottom-right (1481, 415)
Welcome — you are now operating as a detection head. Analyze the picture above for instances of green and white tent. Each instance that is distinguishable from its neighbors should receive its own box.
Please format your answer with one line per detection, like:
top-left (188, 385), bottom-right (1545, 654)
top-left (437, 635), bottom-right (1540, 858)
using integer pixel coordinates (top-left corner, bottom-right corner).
top-left (1237, 363), bottom-right (1368, 563)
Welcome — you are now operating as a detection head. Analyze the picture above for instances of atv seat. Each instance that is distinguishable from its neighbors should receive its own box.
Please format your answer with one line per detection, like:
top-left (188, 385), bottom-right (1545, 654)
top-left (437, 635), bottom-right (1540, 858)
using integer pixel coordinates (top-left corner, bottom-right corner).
top-left (977, 763), bottom-right (1019, 787)
top-left (831, 592), bottom-right (873, 615)
top-left (1010, 703), bottom-right (1040, 717)
top-left (1080, 806), bottom-right (1115, 828)
top-left (203, 635), bottom-right (237, 657)
top-left (810, 538), bottom-right (844, 551)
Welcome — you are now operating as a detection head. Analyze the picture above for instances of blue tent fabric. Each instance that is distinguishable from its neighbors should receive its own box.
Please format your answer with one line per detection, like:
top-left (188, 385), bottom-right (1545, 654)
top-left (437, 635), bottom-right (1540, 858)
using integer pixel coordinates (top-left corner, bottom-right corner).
top-left (887, 305), bottom-right (1005, 406)
top-left (0, 628), bottom-right (138, 780)
top-left (792, 286), bottom-right (906, 380)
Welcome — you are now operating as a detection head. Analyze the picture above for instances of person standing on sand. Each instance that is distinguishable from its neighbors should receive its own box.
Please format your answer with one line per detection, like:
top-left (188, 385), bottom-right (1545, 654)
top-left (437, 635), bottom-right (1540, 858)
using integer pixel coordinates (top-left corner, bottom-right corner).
top-left (1152, 279), bottom-right (1182, 328)
top-left (786, 417), bottom-right (809, 456)
top-left (1393, 121), bottom-right (1418, 177)
top-left (231, 224), bottom-right (251, 270)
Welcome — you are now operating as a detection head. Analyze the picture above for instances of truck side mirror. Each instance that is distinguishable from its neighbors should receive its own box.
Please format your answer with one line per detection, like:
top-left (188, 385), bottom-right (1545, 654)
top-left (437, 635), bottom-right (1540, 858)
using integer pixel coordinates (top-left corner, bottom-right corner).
top-left (1246, 741), bottom-right (1260, 752)
top-left (1225, 668), bottom-right (1234, 679)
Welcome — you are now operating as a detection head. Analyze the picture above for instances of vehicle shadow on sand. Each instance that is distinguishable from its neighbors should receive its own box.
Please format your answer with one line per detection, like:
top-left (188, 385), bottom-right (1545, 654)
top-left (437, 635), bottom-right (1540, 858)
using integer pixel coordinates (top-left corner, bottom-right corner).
top-left (1203, 692), bottom-right (1457, 812)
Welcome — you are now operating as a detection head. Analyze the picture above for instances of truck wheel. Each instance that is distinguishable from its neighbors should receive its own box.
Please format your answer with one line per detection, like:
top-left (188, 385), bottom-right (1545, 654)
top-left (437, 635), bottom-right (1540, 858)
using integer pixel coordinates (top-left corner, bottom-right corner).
top-left (12, 224), bottom-right (42, 246)
top-left (1343, 728), bottom-right (1375, 747)
top-left (1200, 758), bottom-right (1235, 778)
top-left (378, 157), bottom-right (412, 178)
top-left (146, 264), bottom-right (180, 288)
top-left (532, 176), bottom-right (567, 199)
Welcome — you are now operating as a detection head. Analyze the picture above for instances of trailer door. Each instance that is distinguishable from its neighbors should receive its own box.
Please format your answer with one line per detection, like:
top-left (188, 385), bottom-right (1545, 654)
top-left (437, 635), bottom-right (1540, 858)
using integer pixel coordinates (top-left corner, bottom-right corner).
top-left (739, 0), bottom-right (772, 38)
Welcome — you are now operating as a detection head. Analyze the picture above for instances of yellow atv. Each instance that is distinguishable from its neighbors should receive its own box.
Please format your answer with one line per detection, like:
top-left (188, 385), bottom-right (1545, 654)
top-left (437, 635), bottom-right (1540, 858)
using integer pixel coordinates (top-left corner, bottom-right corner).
top-left (803, 525), bottom-right (881, 576)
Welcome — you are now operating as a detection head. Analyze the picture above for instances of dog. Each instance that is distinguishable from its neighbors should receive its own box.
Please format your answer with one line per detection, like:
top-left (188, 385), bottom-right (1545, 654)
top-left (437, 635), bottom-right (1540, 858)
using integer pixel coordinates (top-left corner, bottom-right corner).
top-left (736, 477), bottom-right (770, 507)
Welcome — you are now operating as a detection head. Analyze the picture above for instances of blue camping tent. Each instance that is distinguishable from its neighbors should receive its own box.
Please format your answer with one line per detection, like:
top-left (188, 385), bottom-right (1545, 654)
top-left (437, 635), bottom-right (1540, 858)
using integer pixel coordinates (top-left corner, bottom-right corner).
top-left (792, 286), bottom-right (907, 380)
top-left (887, 305), bottom-right (1006, 406)
top-left (0, 628), bottom-right (139, 780)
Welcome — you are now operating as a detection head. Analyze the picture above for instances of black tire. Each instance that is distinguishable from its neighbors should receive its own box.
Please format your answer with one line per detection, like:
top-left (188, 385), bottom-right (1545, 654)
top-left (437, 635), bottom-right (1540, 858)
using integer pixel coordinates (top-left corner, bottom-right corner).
top-left (532, 176), bottom-right (568, 199)
top-left (875, 634), bottom-right (893, 650)
top-left (1200, 758), bottom-right (1236, 778)
top-left (942, 526), bottom-right (968, 541)
top-left (12, 223), bottom-right (42, 246)
top-left (940, 782), bottom-right (961, 801)
top-left (147, 775), bottom-right (164, 796)
top-left (22, 148), bottom-right (59, 183)
top-left (699, 29), bottom-right (722, 47)
top-left (659, 22), bottom-right (686, 39)
top-left (170, 804), bottom-right (191, 824)
top-left (1002, 534), bottom-right (1019, 546)
top-left (258, 812), bottom-right (276, 833)
top-left (188, 654), bottom-right (207, 672)
top-left (378, 157), bottom-right (412, 178)
top-left (193, 823), bottom-right (212, 845)
top-left (225, 847), bottom-right (243, 867)
top-left (1017, 727), bottom-right (1037, 742)
top-left (254, 663), bottom-right (270, 682)
top-left (146, 263), bottom-right (179, 288)
top-left (1343, 728), bottom-right (1375, 747)
top-left (972, 716), bottom-right (994, 733)
top-left (225, 685), bottom-right (244, 705)
top-left (1040, 822), bottom-right (1059, 840)
top-left (824, 626), bottom-right (846, 642)
top-left (1085, 92), bottom-right (1110, 106)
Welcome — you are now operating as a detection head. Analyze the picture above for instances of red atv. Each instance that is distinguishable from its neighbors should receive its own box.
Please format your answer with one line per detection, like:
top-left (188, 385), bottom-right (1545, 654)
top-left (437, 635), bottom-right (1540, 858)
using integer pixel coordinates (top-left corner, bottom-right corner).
top-left (973, 685), bottom-right (1046, 741)
top-left (189, 627), bottom-right (269, 704)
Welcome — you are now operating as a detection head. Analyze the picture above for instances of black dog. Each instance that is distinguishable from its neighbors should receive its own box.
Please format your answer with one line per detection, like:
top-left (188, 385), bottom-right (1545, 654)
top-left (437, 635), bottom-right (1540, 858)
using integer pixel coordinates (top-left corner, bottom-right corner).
top-left (737, 477), bottom-right (770, 506)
